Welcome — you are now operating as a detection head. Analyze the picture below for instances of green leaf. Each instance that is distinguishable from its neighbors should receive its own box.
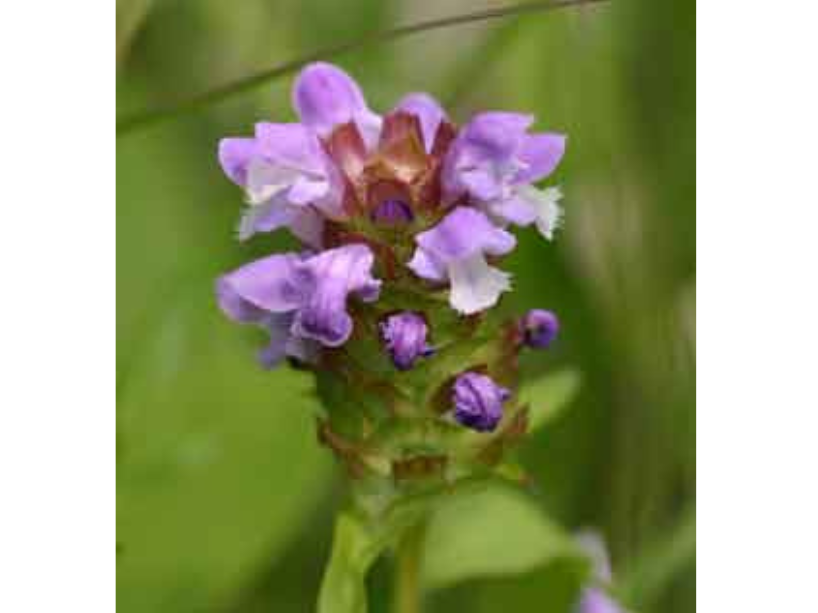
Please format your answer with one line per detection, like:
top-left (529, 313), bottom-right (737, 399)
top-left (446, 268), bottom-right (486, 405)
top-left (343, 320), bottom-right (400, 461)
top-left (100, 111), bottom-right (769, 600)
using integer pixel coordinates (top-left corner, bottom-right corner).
top-left (116, 303), bottom-right (333, 613)
top-left (619, 505), bottom-right (696, 611)
top-left (421, 483), bottom-right (588, 590)
top-left (517, 368), bottom-right (582, 433)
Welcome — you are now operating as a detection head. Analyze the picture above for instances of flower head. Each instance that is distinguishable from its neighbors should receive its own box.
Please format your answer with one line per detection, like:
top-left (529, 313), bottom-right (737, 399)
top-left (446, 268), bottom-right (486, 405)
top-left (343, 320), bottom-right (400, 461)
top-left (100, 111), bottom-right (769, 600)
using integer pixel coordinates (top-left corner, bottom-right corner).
top-left (452, 372), bottom-right (511, 432)
top-left (215, 62), bottom-right (567, 468)
top-left (380, 312), bottom-right (435, 370)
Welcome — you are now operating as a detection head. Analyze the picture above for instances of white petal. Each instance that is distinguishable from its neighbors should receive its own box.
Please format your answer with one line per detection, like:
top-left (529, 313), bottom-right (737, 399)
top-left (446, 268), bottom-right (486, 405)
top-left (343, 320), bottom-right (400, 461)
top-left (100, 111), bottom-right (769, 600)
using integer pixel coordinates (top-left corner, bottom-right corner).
top-left (447, 254), bottom-right (512, 315)
top-left (516, 185), bottom-right (563, 240)
top-left (245, 159), bottom-right (302, 205)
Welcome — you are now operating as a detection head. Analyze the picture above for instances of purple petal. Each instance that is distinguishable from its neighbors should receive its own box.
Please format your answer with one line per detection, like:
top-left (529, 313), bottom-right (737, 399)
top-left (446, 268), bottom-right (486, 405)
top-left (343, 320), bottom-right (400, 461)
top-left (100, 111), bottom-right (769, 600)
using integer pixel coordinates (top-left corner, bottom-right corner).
top-left (254, 122), bottom-right (327, 175)
top-left (291, 244), bottom-right (381, 346)
top-left (218, 137), bottom-right (257, 186)
top-left (216, 254), bottom-right (305, 321)
top-left (407, 248), bottom-right (447, 283)
top-left (413, 207), bottom-right (516, 264)
top-left (395, 93), bottom-right (446, 153)
top-left (515, 133), bottom-right (566, 184)
top-left (455, 112), bottom-right (533, 164)
top-left (292, 62), bottom-right (381, 146)
top-left (257, 313), bottom-right (320, 369)
top-left (257, 313), bottom-right (297, 369)
top-left (576, 589), bottom-right (623, 613)
top-left (215, 277), bottom-right (268, 324)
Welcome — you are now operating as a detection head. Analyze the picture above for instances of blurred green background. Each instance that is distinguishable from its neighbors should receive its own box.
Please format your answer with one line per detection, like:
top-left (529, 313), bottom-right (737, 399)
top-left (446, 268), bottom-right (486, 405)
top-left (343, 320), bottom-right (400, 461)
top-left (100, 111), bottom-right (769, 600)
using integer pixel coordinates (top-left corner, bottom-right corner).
top-left (116, 0), bottom-right (695, 611)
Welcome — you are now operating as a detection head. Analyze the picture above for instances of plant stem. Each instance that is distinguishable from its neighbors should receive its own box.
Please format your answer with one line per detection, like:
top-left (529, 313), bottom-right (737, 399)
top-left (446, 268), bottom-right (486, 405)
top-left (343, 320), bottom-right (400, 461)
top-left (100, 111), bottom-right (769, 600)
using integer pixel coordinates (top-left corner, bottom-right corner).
top-left (116, 0), bottom-right (611, 137)
top-left (393, 522), bottom-right (426, 613)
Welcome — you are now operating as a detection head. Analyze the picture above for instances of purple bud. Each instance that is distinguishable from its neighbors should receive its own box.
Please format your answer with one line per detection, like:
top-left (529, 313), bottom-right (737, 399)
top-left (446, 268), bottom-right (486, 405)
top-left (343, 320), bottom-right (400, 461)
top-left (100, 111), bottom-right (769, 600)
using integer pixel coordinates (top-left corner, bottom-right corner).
top-left (380, 312), bottom-right (434, 370)
top-left (521, 309), bottom-right (559, 349)
top-left (452, 372), bottom-right (510, 432)
top-left (371, 199), bottom-right (414, 225)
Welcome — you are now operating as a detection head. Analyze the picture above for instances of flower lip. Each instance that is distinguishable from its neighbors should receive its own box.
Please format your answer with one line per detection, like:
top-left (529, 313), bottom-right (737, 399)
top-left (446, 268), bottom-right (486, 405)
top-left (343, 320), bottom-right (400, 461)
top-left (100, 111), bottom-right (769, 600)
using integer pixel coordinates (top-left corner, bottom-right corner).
top-left (452, 372), bottom-right (510, 432)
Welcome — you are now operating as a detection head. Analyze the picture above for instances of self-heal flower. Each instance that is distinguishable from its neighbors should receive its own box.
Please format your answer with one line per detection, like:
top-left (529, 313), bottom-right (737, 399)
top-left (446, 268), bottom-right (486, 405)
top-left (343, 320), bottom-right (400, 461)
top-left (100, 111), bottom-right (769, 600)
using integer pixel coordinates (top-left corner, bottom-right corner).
top-left (408, 206), bottom-right (516, 314)
top-left (218, 123), bottom-right (343, 246)
top-left (442, 112), bottom-right (565, 240)
top-left (216, 244), bottom-right (381, 367)
top-left (380, 312), bottom-right (435, 371)
top-left (521, 309), bottom-right (560, 349)
top-left (452, 372), bottom-right (511, 432)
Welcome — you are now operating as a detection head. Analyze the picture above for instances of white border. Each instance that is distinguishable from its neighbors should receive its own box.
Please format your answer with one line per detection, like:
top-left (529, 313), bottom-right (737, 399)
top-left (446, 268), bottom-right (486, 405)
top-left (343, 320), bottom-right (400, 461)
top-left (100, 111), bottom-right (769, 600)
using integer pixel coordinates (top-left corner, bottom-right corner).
top-left (0, 2), bottom-right (115, 611)
top-left (699, 2), bottom-right (818, 612)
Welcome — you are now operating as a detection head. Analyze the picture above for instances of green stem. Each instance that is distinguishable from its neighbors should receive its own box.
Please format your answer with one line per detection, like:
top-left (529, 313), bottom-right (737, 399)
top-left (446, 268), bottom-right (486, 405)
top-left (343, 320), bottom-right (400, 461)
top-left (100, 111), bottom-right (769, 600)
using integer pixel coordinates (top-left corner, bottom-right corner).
top-left (393, 522), bottom-right (426, 613)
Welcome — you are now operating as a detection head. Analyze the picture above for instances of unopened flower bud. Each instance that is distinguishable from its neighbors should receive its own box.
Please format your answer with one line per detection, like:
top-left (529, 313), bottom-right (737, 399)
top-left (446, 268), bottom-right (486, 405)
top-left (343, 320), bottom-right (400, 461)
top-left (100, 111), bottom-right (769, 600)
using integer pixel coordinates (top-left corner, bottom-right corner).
top-left (380, 312), bottom-right (434, 370)
top-left (520, 309), bottom-right (559, 349)
top-left (452, 372), bottom-right (510, 432)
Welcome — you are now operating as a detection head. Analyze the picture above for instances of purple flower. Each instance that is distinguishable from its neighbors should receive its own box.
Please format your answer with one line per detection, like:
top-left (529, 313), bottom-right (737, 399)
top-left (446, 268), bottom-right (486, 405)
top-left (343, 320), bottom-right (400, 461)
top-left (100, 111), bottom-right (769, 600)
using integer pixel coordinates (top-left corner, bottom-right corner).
top-left (216, 244), bottom-right (381, 367)
top-left (576, 589), bottom-right (623, 613)
top-left (574, 532), bottom-right (625, 613)
top-left (452, 372), bottom-right (511, 432)
top-left (520, 309), bottom-right (560, 349)
top-left (293, 62), bottom-right (382, 150)
top-left (218, 122), bottom-right (343, 246)
top-left (380, 312), bottom-right (435, 370)
top-left (408, 206), bottom-right (516, 314)
top-left (442, 112), bottom-right (565, 239)
top-left (576, 532), bottom-right (613, 583)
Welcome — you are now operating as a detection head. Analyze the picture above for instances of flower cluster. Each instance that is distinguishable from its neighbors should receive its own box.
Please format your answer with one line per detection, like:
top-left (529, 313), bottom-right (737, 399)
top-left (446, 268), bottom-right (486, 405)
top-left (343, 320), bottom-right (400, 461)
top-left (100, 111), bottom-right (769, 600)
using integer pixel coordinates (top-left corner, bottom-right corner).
top-left (216, 62), bottom-right (563, 476)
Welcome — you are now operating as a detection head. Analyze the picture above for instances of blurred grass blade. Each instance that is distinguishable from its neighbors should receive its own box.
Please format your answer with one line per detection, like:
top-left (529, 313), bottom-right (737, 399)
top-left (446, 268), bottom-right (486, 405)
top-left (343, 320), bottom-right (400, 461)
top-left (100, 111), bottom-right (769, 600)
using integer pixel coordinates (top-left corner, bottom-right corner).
top-left (116, 0), bottom-right (611, 137)
top-left (116, 0), bottom-right (155, 67)
top-left (619, 505), bottom-right (696, 610)
top-left (518, 368), bottom-right (583, 433)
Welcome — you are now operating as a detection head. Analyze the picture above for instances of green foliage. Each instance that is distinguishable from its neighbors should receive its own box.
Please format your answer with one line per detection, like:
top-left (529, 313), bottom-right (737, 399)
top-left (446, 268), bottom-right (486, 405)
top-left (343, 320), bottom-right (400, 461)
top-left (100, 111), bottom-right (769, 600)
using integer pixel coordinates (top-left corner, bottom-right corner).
top-left (518, 368), bottom-right (583, 433)
top-left (318, 479), bottom-right (589, 613)
top-left (421, 483), bottom-right (589, 590)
